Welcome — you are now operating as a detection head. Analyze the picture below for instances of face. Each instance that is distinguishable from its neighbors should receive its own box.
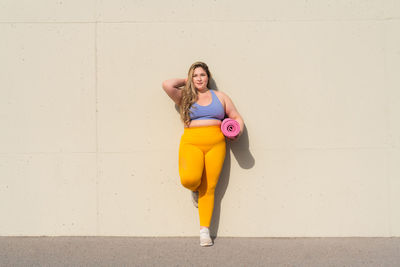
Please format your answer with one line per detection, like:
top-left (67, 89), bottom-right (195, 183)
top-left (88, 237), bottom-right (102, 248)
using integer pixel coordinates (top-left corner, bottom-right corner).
top-left (192, 67), bottom-right (208, 91)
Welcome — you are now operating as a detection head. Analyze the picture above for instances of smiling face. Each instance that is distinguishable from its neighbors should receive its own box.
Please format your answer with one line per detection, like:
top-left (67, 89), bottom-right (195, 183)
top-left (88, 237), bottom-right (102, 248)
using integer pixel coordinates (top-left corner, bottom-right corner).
top-left (192, 67), bottom-right (209, 91)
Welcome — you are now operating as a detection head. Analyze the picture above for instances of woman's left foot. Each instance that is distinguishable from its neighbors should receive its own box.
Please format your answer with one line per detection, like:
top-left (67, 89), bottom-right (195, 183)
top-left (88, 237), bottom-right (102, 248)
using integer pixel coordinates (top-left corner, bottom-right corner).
top-left (191, 191), bottom-right (198, 208)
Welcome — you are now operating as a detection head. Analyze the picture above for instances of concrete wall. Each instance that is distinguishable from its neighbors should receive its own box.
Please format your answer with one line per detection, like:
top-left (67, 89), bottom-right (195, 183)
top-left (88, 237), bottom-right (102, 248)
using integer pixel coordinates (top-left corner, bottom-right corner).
top-left (0, 0), bottom-right (399, 237)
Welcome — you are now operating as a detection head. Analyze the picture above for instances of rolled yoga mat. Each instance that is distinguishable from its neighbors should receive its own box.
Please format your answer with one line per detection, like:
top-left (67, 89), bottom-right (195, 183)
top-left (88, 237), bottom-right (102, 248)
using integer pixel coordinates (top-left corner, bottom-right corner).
top-left (221, 118), bottom-right (240, 138)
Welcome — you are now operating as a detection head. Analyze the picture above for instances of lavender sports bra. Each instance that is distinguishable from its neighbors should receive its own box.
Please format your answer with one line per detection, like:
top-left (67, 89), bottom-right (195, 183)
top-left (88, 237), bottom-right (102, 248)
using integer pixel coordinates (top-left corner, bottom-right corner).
top-left (189, 90), bottom-right (225, 121)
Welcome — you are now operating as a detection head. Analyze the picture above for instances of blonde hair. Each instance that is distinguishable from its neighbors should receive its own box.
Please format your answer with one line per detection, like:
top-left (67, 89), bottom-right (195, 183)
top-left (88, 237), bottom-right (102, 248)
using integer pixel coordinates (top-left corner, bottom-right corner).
top-left (179, 61), bottom-right (211, 127)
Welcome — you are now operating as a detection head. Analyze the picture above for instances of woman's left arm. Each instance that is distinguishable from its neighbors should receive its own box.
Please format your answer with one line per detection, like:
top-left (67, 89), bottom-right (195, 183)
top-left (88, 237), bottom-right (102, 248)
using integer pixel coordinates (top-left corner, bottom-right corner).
top-left (221, 92), bottom-right (245, 140)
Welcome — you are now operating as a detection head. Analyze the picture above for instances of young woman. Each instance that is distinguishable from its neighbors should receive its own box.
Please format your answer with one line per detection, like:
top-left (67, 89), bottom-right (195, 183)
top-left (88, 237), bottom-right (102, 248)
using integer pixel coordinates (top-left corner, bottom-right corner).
top-left (162, 62), bottom-right (244, 246)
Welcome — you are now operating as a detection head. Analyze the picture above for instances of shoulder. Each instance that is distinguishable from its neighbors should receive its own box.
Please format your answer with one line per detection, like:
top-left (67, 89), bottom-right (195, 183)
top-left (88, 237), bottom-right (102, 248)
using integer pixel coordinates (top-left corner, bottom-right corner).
top-left (213, 90), bottom-right (231, 102)
top-left (213, 90), bottom-right (227, 98)
top-left (213, 90), bottom-right (233, 110)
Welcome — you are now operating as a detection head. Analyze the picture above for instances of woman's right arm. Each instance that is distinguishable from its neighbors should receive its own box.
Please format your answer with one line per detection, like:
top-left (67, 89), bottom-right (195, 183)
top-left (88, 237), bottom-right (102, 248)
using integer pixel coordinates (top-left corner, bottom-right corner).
top-left (162, 78), bottom-right (186, 105)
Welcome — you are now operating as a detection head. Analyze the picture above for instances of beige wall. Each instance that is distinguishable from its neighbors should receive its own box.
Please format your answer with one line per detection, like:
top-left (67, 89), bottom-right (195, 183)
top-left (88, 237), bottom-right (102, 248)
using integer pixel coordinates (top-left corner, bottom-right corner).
top-left (0, 0), bottom-right (399, 236)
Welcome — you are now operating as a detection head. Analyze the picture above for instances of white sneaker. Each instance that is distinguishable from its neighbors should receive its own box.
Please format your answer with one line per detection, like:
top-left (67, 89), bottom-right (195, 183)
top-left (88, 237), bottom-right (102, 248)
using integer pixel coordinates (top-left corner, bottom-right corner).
top-left (191, 191), bottom-right (198, 208)
top-left (200, 228), bottom-right (213, 247)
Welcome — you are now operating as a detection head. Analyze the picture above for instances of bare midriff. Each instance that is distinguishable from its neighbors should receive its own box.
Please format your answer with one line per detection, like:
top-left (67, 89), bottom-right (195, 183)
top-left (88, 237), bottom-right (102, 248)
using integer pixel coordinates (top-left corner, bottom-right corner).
top-left (185, 119), bottom-right (222, 128)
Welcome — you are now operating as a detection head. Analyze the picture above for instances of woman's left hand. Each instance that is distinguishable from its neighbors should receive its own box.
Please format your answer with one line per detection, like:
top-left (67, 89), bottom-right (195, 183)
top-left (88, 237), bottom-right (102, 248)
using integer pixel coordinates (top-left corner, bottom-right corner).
top-left (227, 131), bottom-right (242, 142)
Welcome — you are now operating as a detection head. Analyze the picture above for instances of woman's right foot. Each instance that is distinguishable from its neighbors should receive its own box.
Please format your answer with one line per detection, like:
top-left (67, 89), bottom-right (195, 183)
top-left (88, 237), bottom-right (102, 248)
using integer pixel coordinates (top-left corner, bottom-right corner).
top-left (191, 191), bottom-right (198, 208)
top-left (200, 228), bottom-right (213, 247)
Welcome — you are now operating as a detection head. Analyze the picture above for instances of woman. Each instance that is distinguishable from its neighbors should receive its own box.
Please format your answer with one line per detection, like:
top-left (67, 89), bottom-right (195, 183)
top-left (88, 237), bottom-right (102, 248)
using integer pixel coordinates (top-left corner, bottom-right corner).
top-left (162, 62), bottom-right (244, 247)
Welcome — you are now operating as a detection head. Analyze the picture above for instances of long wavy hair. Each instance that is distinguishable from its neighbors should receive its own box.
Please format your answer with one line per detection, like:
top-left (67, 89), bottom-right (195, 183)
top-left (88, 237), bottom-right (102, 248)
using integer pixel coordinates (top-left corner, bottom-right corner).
top-left (180, 61), bottom-right (211, 127)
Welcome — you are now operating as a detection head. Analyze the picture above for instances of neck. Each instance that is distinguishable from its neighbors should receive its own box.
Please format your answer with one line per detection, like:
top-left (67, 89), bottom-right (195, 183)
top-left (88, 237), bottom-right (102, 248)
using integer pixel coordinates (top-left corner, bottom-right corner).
top-left (197, 88), bottom-right (209, 94)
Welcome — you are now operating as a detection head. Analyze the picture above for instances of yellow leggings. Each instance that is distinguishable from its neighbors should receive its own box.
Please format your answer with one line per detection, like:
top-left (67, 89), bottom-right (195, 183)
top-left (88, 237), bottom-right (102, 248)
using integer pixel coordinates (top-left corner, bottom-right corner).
top-left (179, 125), bottom-right (226, 227)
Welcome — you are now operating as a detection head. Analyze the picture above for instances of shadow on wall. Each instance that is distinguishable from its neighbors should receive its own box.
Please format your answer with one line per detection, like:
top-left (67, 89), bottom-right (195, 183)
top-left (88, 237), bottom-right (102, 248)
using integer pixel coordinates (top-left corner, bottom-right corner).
top-left (173, 77), bottom-right (255, 237)
top-left (211, 125), bottom-right (255, 238)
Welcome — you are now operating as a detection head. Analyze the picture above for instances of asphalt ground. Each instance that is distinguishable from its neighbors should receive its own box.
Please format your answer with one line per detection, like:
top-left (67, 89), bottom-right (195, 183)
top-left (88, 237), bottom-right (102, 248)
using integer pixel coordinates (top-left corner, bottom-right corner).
top-left (1, 237), bottom-right (400, 266)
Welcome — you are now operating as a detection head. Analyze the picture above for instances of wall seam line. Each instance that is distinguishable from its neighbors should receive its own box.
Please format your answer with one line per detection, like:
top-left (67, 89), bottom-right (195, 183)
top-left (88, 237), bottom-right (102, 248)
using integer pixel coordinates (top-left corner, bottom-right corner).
top-left (382, 21), bottom-right (393, 237)
top-left (94, 4), bottom-right (100, 236)
top-left (0, 147), bottom-right (396, 155)
top-left (0, 17), bottom-right (400, 24)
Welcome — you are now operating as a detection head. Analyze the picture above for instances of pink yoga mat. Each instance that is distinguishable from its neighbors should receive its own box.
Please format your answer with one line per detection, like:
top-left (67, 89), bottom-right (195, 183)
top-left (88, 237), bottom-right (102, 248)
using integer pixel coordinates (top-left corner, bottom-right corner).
top-left (221, 118), bottom-right (240, 138)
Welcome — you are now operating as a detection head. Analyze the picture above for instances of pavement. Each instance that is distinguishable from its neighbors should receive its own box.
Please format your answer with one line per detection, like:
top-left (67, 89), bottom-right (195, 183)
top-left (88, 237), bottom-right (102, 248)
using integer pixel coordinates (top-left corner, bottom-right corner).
top-left (1, 237), bottom-right (400, 266)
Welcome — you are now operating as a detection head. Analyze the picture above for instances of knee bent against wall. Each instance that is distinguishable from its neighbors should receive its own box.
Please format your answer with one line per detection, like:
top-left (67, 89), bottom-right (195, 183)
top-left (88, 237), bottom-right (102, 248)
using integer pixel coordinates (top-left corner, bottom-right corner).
top-left (180, 174), bottom-right (201, 191)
